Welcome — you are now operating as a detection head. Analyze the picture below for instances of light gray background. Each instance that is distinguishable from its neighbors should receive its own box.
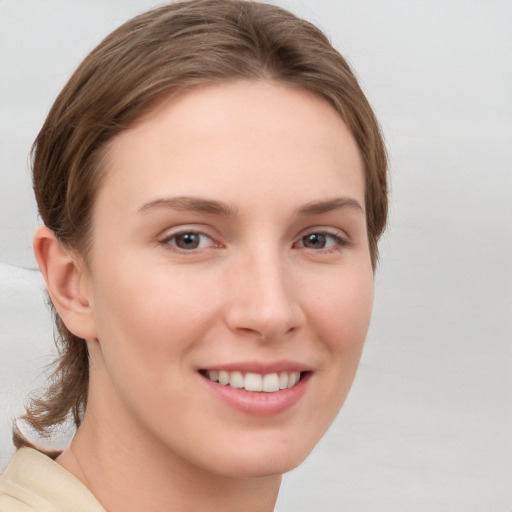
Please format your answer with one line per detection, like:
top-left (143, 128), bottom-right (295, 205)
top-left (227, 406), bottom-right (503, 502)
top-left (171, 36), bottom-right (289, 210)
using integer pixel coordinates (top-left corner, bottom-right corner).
top-left (1, 1), bottom-right (510, 510)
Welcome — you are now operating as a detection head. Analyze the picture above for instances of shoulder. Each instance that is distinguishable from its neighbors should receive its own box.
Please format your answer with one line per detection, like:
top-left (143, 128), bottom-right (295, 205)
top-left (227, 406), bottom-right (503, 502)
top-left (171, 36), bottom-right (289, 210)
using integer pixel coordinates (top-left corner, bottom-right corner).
top-left (0, 448), bottom-right (105, 512)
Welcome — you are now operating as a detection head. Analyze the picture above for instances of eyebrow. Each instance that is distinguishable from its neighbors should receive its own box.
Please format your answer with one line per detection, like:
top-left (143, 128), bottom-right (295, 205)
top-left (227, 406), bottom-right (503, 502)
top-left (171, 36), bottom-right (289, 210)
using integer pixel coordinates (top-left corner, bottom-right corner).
top-left (297, 197), bottom-right (364, 216)
top-left (138, 195), bottom-right (364, 217)
top-left (138, 196), bottom-right (237, 216)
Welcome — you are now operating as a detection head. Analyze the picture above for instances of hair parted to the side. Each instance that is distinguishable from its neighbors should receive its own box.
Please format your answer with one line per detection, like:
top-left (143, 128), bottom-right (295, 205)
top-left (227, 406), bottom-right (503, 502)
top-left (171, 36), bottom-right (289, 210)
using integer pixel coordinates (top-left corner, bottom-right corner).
top-left (14, 0), bottom-right (388, 449)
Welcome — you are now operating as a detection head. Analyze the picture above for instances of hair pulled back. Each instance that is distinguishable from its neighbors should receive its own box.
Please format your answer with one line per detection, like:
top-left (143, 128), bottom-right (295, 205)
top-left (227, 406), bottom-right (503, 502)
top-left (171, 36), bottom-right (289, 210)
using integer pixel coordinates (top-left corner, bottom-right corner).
top-left (16, 0), bottom-right (387, 448)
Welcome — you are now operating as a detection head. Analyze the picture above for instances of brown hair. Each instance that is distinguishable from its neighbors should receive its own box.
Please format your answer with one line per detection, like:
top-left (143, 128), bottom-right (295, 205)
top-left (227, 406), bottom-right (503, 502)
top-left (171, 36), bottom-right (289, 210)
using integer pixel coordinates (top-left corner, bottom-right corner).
top-left (14, 0), bottom-right (387, 448)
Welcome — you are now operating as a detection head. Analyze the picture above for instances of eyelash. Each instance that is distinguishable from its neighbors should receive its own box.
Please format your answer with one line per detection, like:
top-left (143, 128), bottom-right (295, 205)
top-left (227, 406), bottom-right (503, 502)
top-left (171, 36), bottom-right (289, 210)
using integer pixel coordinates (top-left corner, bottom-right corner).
top-left (294, 231), bottom-right (350, 253)
top-left (160, 230), bottom-right (218, 252)
top-left (159, 229), bottom-right (350, 254)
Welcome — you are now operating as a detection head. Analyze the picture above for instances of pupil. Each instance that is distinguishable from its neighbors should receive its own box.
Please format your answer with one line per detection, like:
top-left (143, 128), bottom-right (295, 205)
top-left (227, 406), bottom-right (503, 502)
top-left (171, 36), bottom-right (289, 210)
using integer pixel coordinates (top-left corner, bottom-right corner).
top-left (176, 233), bottom-right (199, 249)
top-left (304, 233), bottom-right (326, 248)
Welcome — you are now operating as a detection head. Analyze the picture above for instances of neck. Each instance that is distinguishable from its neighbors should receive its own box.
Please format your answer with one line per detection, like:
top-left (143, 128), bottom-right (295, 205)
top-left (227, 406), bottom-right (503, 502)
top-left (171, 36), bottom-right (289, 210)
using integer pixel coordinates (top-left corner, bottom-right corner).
top-left (57, 404), bottom-right (281, 512)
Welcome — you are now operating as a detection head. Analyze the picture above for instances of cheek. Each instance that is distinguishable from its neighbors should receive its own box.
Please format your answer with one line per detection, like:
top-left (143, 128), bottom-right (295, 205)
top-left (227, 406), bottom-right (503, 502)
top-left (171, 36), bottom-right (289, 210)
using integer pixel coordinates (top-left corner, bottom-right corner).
top-left (312, 266), bottom-right (374, 353)
top-left (281, 265), bottom-right (373, 456)
top-left (86, 271), bottom-right (222, 439)
top-left (310, 265), bottom-right (373, 406)
top-left (88, 267), bottom-right (220, 381)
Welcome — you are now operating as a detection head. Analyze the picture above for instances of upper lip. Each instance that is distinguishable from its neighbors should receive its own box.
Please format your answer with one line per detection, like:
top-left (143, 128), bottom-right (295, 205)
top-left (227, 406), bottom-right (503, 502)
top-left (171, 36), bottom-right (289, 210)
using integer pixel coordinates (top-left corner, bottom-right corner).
top-left (199, 360), bottom-right (313, 374)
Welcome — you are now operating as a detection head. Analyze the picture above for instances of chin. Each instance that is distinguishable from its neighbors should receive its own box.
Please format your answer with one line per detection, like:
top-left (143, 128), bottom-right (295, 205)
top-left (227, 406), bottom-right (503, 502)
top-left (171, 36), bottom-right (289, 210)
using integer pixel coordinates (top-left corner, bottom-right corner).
top-left (214, 454), bottom-right (306, 480)
top-left (201, 430), bottom-right (319, 479)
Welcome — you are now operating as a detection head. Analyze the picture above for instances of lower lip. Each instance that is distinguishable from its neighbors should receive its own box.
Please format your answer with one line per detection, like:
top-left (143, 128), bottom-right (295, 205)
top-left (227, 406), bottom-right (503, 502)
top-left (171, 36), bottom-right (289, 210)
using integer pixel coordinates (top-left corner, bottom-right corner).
top-left (201, 373), bottom-right (311, 416)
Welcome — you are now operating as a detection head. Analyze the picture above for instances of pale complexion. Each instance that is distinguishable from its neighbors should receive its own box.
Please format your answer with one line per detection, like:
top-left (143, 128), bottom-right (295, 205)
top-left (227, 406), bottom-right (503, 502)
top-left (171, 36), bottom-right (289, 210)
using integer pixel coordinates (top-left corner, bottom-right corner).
top-left (35, 80), bottom-right (373, 512)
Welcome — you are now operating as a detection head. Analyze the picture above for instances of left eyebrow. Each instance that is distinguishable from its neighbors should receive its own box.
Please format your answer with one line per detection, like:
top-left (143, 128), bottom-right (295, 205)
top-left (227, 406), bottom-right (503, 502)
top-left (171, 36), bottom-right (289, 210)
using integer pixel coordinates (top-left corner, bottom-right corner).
top-left (297, 197), bottom-right (364, 216)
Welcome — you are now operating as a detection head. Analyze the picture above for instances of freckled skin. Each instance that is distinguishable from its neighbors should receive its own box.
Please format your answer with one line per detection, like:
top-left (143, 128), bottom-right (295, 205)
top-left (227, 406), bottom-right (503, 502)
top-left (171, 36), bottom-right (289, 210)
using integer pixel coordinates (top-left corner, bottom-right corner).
top-left (58, 80), bottom-right (374, 510)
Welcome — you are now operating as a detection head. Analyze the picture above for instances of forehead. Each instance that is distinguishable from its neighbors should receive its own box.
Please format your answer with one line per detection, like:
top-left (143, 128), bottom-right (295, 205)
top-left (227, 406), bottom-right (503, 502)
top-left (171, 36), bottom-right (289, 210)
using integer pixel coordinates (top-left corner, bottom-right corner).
top-left (98, 80), bottom-right (365, 215)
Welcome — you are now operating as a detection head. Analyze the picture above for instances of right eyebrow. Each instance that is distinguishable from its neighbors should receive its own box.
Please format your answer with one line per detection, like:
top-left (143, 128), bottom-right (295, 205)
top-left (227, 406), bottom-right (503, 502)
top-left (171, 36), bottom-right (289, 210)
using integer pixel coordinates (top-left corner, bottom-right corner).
top-left (137, 196), bottom-right (238, 217)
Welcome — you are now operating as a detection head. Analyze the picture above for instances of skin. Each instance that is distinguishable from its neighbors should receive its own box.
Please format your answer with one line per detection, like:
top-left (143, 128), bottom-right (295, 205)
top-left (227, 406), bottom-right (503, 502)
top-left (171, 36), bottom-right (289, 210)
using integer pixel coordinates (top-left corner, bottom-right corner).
top-left (35, 80), bottom-right (374, 512)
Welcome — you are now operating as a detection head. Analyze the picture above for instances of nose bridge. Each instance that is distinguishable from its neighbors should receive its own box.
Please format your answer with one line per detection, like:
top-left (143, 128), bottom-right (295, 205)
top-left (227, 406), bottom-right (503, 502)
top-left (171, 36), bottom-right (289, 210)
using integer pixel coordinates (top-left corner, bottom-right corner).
top-left (226, 240), bottom-right (303, 340)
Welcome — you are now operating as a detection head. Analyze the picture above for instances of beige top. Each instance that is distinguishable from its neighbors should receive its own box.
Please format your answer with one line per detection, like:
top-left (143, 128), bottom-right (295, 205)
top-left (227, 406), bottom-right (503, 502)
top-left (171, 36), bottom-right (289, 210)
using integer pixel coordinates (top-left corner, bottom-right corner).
top-left (0, 447), bottom-right (105, 512)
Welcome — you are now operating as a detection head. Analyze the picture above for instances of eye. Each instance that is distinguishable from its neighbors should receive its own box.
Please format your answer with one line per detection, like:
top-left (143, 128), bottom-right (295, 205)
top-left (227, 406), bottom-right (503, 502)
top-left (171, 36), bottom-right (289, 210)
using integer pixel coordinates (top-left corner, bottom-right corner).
top-left (161, 231), bottom-right (217, 251)
top-left (296, 231), bottom-right (348, 251)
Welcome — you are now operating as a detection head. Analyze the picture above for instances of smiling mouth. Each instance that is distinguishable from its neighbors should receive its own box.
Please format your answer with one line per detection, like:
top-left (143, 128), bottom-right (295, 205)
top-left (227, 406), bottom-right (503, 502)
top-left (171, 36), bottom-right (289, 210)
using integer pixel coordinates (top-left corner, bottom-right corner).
top-left (200, 370), bottom-right (304, 393)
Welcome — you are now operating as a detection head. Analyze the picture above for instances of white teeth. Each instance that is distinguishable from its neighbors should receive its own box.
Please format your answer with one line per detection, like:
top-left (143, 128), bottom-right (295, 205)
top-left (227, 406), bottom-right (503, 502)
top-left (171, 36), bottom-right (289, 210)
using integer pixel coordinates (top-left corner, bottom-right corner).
top-left (244, 373), bottom-right (263, 392)
top-left (205, 370), bottom-right (302, 392)
top-left (279, 372), bottom-right (288, 390)
top-left (218, 370), bottom-right (229, 385)
top-left (262, 373), bottom-right (280, 392)
top-left (230, 371), bottom-right (244, 388)
top-left (287, 372), bottom-right (299, 388)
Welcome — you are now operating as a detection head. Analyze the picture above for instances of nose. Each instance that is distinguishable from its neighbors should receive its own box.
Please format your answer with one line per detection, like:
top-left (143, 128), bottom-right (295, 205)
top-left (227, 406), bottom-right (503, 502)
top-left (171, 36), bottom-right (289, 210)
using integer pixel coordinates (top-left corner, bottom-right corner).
top-left (224, 246), bottom-right (305, 342)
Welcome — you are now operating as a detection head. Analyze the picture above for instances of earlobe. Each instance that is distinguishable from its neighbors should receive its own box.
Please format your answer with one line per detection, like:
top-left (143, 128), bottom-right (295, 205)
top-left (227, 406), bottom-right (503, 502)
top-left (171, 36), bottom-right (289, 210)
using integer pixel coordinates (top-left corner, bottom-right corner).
top-left (33, 225), bottom-right (97, 340)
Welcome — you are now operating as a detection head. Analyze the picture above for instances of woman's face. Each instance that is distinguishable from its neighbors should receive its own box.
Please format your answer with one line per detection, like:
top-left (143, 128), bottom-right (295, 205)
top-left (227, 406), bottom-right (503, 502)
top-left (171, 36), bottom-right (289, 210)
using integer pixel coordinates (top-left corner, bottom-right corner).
top-left (81, 80), bottom-right (373, 478)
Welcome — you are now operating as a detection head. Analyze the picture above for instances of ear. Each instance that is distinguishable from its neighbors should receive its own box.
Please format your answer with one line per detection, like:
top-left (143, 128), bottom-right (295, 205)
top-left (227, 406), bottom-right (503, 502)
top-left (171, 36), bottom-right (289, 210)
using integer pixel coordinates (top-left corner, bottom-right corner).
top-left (33, 225), bottom-right (97, 340)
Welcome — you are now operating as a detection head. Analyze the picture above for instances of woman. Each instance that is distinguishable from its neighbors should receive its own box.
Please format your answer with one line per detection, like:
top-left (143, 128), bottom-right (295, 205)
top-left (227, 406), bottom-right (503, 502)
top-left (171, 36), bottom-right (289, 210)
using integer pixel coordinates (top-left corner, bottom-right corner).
top-left (0, 0), bottom-right (387, 510)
